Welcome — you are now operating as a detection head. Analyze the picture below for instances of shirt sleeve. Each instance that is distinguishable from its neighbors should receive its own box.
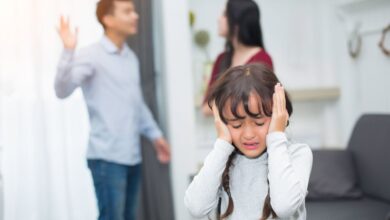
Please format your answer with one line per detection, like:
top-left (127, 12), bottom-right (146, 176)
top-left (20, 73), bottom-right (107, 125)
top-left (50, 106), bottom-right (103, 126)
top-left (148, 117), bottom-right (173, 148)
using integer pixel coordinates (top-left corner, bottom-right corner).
top-left (184, 139), bottom-right (234, 218)
top-left (54, 48), bottom-right (94, 99)
top-left (266, 132), bottom-right (313, 218)
top-left (138, 99), bottom-right (163, 141)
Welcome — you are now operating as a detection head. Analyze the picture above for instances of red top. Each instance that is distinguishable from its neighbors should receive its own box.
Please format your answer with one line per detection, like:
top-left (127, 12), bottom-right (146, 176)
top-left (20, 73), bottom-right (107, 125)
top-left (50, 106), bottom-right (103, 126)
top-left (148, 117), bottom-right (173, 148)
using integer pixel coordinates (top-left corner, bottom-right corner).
top-left (204, 49), bottom-right (273, 103)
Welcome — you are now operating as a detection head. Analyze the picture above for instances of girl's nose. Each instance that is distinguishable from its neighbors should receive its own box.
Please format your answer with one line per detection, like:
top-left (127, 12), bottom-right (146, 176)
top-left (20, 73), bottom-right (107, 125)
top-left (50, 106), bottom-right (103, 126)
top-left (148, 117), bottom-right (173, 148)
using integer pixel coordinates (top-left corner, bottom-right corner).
top-left (242, 126), bottom-right (255, 140)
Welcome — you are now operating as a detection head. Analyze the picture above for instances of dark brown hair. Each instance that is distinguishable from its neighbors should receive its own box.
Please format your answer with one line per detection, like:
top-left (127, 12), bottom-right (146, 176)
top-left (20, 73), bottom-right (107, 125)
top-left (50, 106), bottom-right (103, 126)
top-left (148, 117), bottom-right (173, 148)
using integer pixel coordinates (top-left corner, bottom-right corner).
top-left (220, 0), bottom-right (266, 73)
top-left (96, 0), bottom-right (131, 29)
top-left (205, 63), bottom-right (293, 219)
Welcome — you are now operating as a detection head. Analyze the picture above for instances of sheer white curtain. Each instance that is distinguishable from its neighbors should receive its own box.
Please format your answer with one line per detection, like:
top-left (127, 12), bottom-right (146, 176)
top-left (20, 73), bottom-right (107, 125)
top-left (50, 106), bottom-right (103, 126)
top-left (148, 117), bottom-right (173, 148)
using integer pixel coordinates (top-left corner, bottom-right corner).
top-left (0, 0), bottom-right (103, 219)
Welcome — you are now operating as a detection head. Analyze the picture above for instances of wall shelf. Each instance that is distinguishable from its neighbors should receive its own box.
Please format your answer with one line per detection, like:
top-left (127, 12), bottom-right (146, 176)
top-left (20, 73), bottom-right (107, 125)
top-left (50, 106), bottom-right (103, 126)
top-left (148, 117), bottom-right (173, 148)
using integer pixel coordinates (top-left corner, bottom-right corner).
top-left (289, 87), bottom-right (341, 102)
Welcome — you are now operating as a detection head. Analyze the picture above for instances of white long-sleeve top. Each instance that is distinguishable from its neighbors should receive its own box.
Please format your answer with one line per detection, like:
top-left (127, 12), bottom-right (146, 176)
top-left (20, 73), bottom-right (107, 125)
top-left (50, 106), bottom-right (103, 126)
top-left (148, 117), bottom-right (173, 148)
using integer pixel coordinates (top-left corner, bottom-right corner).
top-left (184, 132), bottom-right (313, 220)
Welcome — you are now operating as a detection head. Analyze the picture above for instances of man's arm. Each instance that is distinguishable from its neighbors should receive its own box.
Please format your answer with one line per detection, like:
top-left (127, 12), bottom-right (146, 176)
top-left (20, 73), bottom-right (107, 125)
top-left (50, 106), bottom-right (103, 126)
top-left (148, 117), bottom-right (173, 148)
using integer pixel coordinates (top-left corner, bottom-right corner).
top-left (54, 16), bottom-right (93, 98)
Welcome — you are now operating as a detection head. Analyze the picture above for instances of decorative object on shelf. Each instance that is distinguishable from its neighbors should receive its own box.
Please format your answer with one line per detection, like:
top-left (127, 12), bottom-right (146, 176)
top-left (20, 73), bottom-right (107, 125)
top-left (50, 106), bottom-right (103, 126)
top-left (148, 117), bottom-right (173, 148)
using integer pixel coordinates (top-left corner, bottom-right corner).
top-left (379, 24), bottom-right (390, 56)
top-left (348, 26), bottom-right (362, 58)
top-left (189, 10), bottom-right (195, 29)
top-left (188, 11), bottom-right (212, 108)
top-left (195, 61), bottom-right (213, 107)
top-left (193, 29), bottom-right (213, 107)
top-left (193, 29), bottom-right (212, 107)
top-left (194, 30), bottom-right (211, 61)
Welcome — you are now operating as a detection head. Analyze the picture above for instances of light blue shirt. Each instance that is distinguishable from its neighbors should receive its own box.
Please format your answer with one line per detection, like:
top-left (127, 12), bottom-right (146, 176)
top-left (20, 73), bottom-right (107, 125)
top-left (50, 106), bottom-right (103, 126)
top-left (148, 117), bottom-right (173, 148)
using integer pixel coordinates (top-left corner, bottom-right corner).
top-left (55, 36), bottom-right (162, 165)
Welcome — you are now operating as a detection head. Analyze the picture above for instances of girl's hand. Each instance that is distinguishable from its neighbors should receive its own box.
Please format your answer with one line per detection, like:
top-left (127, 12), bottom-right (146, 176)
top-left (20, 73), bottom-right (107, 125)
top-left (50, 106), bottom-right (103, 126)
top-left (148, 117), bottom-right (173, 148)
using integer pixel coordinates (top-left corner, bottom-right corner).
top-left (212, 101), bottom-right (232, 143)
top-left (269, 83), bottom-right (289, 133)
top-left (201, 103), bottom-right (213, 117)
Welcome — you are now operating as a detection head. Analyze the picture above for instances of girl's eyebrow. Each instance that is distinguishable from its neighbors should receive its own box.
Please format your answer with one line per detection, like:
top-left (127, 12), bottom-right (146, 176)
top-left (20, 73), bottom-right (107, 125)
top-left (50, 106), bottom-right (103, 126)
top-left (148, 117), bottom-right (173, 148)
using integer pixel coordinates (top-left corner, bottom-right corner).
top-left (253, 114), bottom-right (265, 119)
top-left (226, 114), bottom-right (264, 121)
top-left (226, 118), bottom-right (242, 122)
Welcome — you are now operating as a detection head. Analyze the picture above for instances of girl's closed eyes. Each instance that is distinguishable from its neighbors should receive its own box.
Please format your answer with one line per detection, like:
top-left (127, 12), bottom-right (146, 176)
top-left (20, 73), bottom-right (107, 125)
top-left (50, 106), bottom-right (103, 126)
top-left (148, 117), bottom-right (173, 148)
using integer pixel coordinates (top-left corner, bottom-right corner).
top-left (228, 117), bottom-right (266, 129)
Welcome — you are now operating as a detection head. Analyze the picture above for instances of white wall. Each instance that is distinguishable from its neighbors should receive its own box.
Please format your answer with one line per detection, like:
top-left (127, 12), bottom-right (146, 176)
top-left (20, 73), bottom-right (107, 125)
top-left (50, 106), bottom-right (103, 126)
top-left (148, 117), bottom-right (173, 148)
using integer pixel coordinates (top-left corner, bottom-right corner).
top-left (255, 0), bottom-right (343, 148)
top-left (335, 0), bottom-right (390, 143)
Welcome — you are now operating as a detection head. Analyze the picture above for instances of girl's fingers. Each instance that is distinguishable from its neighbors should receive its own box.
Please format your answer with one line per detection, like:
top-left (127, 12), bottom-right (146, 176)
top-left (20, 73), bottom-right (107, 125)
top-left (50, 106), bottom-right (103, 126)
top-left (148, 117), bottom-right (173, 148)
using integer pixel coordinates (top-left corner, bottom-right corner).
top-left (278, 84), bottom-right (284, 114)
top-left (270, 83), bottom-right (289, 133)
top-left (275, 84), bottom-right (281, 114)
top-left (212, 100), bottom-right (232, 143)
top-left (270, 92), bottom-right (278, 133)
top-left (272, 91), bottom-right (277, 115)
top-left (276, 83), bottom-right (286, 114)
top-left (276, 85), bottom-right (281, 114)
top-left (280, 84), bottom-right (286, 110)
top-left (212, 101), bottom-right (221, 121)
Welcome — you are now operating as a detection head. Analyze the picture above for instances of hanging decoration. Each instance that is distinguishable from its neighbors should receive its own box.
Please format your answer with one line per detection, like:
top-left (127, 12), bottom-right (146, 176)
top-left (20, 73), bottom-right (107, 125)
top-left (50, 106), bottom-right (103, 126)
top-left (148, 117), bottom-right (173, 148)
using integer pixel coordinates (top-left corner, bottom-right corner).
top-left (378, 24), bottom-right (390, 56)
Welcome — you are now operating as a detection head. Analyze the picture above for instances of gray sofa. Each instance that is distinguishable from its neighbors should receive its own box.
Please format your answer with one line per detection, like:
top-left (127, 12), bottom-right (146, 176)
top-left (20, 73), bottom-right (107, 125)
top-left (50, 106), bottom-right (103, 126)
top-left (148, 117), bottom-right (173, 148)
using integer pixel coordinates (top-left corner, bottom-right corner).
top-left (306, 114), bottom-right (390, 220)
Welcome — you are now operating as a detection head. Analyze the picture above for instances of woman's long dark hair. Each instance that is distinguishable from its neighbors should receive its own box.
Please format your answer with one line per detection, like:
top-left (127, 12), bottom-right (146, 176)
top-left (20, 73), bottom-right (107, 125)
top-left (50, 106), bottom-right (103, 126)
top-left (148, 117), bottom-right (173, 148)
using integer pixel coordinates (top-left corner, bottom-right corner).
top-left (206, 63), bottom-right (293, 220)
top-left (220, 0), bottom-right (266, 72)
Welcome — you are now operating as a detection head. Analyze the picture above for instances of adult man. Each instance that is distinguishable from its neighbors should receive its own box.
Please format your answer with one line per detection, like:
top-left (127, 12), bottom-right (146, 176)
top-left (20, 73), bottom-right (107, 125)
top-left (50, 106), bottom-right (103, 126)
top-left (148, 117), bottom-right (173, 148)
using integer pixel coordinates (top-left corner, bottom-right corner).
top-left (55, 0), bottom-right (170, 219)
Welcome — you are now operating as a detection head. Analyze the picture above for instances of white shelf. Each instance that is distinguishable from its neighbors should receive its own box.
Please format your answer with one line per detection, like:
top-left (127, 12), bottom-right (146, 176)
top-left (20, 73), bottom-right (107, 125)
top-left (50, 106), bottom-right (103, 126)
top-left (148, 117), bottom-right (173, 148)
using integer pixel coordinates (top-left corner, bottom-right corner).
top-left (289, 87), bottom-right (340, 102)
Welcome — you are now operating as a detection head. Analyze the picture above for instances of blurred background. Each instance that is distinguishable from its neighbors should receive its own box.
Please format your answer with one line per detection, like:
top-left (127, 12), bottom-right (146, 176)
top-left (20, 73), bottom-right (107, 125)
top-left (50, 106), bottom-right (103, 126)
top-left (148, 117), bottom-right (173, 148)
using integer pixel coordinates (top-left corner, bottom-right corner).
top-left (0, 0), bottom-right (389, 219)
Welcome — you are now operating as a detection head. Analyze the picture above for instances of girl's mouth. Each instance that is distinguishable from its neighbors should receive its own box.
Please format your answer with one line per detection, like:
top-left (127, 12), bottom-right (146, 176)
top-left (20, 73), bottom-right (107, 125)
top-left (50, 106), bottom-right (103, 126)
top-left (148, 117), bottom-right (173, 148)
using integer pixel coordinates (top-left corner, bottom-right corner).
top-left (242, 142), bottom-right (259, 150)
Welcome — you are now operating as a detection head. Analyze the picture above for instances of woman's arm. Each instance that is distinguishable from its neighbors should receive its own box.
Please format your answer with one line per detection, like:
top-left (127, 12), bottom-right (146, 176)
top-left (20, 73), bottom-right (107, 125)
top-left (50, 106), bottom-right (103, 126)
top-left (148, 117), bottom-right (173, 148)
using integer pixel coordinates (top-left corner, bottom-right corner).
top-left (184, 139), bottom-right (234, 218)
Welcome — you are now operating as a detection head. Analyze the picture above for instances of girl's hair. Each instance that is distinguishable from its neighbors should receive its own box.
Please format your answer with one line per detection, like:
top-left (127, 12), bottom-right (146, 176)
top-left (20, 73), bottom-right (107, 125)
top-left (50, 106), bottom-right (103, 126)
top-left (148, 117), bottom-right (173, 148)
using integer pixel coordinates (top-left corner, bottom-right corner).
top-left (205, 63), bottom-right (293, 220)
top-left (219, 0), bottom-right (266, 72)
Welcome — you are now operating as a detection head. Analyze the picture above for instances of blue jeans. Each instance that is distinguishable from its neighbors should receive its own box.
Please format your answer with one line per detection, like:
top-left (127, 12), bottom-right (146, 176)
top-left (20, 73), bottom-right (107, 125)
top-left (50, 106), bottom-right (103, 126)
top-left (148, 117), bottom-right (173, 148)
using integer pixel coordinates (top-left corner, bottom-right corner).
top-left (87, 159), bottom-right (141, 220)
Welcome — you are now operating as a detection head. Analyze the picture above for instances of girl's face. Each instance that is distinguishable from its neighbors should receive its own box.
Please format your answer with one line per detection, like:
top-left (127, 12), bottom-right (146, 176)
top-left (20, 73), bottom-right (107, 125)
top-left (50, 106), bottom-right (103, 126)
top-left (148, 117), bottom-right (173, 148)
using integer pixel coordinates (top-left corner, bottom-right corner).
top-left (223, 93), bottom-right (271, 158)
top-left (218, 9), bottom-right (228, 38)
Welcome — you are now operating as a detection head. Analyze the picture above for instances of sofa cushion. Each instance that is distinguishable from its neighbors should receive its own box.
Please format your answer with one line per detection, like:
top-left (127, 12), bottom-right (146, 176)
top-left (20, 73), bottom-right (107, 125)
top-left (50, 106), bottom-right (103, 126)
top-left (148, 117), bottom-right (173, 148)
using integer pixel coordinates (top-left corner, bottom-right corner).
top-left (307, 149), bottom-right (362, 200)
top-left (348, 114), bottom-right (390, 202)
top-left (306, 197), bottom-right (390, 220)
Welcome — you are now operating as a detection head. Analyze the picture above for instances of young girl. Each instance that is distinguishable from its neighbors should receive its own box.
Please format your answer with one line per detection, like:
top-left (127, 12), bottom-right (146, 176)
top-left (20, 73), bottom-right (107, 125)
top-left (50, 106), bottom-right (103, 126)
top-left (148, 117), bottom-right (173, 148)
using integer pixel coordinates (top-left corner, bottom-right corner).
top-left (185, 64), bottom-right (313, 219)
top-left (202, 0), bottom-right (273, 116)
